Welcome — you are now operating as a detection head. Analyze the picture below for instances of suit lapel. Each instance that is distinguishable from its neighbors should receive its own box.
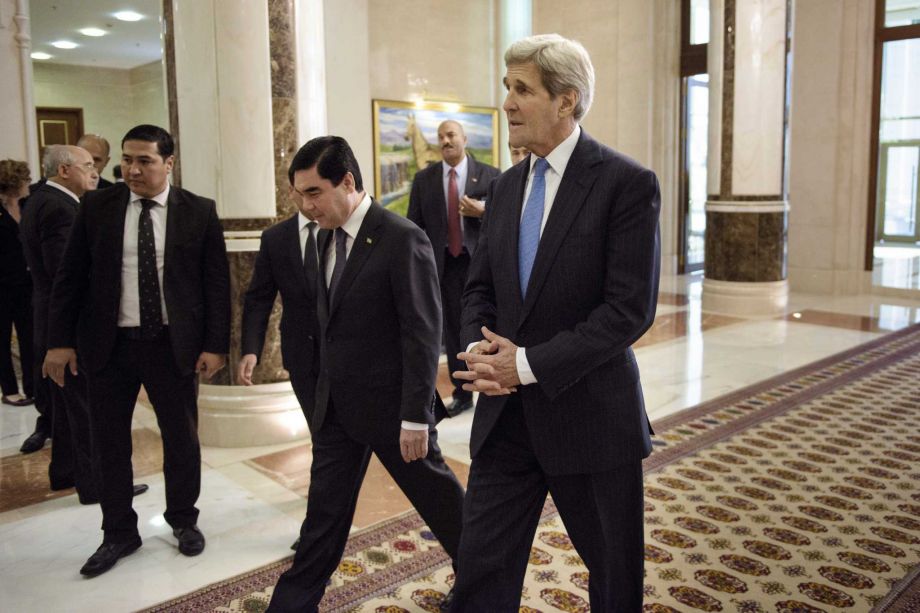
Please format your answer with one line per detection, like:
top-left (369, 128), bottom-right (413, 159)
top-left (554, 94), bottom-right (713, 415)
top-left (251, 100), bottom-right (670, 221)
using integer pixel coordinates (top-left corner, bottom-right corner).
top-left (506, 161), bottom-right (530, 305)
top-left (518, 133), bottom-right (601, 327)
top-left (429, 162), bottom-right (447, 238)
top-left (316, 228), bottom-right (332, 325)
top-left (285, 215), bottom-right (310, 293)
top-left (329, 201), bottom-right (384, 315)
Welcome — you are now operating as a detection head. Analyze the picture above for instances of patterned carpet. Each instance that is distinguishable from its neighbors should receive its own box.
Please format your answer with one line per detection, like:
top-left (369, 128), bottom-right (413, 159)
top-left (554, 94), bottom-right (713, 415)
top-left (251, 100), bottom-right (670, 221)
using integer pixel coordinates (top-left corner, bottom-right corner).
top-left (145, 323), bottom-right (920, 612)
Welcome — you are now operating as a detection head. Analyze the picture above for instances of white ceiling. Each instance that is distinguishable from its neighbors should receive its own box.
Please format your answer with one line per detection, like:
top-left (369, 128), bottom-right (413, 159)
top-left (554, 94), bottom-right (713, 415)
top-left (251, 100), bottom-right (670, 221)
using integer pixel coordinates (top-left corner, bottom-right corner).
top-left (30, 0), bottom-right (163, 70)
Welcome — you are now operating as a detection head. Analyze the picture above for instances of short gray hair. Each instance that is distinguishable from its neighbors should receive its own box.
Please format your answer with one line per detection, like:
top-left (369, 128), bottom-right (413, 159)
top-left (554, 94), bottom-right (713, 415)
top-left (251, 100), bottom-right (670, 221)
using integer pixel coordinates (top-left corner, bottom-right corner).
top-left (504, 34), bottom-right (595, 121)
top-left (42, 145), bottom-right (76, 178)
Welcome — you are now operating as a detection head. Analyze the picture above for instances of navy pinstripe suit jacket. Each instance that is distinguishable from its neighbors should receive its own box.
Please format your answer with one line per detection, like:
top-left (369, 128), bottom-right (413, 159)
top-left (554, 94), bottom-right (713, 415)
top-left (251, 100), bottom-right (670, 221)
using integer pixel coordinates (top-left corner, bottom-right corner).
top-left (461, 130), bottom-right (661, 475)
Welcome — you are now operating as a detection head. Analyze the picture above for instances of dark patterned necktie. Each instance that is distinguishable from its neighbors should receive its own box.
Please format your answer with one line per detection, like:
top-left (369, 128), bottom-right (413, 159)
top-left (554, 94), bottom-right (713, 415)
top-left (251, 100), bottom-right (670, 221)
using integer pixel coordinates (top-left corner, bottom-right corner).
top-left (327, 227), bottom-right (348, 303)
top-left (138, 199), bottom-right (163, 339)
top-left (304, 221), bottom-right (318, 289)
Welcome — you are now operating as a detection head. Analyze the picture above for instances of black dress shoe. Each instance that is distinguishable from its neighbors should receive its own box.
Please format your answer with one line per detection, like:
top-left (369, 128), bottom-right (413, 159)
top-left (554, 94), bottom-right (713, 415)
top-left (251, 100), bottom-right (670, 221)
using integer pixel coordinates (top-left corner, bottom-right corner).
top-left (440, 588), bottom-right (455, 612)
top-left (2, 395), bottom-right (34, 407)
top-left (19, 430), bottom-right (49, 454)
top-left (446, 397), bottom-right (473, 417)
top-left (80, 538), bottom-right (142, 577)
top-left (133, 483), bottom-right (149, 497)
top-left (173, 525), bottom-right (205, 556)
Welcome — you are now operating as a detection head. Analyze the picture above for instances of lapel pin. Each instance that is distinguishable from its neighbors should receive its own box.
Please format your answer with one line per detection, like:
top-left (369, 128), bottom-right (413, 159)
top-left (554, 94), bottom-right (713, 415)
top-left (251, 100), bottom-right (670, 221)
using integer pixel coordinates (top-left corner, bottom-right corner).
top-left (366, 238), bottom-right (373, 244)
top-left (472, 177), bottom-right (478, 182)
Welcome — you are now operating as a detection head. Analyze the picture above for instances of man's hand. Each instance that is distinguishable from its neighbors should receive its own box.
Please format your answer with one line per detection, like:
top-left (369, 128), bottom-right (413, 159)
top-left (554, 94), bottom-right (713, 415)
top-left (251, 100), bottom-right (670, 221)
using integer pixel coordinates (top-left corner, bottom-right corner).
top-left (43, 347), bottom-right (78, 388)
top-left (400, 428), bottom-right (429, 463)
top-left (196, 352), bottom-right (226, 380)
top-left (237, 354), bottom-right (257, 385)
top-left (459, 196), bottom-right (485, 218)
top-left (454, 326), bottom-right (520, 396)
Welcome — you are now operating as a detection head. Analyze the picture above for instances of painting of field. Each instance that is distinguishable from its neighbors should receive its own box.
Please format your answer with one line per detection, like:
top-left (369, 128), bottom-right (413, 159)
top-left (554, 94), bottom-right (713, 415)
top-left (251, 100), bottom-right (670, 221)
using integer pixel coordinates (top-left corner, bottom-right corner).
top-left (372, 100), bottom-right (499, 217)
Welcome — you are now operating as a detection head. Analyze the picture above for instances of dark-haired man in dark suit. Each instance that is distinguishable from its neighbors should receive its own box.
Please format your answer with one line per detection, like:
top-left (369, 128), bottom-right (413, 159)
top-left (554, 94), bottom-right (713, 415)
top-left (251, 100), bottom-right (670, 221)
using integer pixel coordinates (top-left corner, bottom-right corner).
top-left (450, 34), bottom-right (661, 612)
top-left (267, 136), bottom-right (464, 612)
top-left (408, 120), bottom-right (500, 416)
top-left (44, 124), bottom-right (231, 577)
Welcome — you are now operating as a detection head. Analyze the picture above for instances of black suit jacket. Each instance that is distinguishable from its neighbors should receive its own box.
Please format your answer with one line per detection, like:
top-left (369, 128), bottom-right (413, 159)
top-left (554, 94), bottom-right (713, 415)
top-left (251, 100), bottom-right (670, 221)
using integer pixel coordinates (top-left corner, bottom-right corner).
top-left (313, 200), bottom-right (445, 444)
top-left (96, 176), bottom-right (114, 189)
top-left (462, 130), bottom-right (661, 475)
top-left (0, 203), bottom-right (31, 288)
top-left (407, 154), bottom-right (501, 279)
top-left (241, 214), bottom-right (318, 407)
top-left (47, 182), bottom-right (231, 375)
top-left (19, 183), bottom-right (80, 351)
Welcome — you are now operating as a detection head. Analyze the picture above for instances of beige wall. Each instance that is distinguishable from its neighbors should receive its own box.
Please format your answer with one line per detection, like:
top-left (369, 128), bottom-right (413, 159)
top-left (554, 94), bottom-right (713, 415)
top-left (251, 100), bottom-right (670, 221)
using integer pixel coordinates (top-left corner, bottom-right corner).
top-left (32, 60), bottom-right (167, 182)
top-left (534, 0), bottom-right (681, 274)
top-left (787, 0), bottom-right (875, 294)
top-left (367, 0), bottom-right (497, 107)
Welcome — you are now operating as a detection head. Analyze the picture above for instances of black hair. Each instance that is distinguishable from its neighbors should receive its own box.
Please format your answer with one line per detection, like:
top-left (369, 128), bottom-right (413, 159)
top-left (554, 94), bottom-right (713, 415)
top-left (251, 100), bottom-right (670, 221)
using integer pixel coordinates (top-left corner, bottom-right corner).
top-left (288, 136), bottom-right (363, 191)
top-left (121, 124), bottom-right (175, 159)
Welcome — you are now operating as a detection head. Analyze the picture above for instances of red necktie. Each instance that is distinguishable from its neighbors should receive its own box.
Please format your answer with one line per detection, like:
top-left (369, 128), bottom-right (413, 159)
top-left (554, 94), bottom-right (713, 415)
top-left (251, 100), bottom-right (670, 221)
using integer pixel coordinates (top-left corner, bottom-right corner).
top-left (447, 168), bottom-right (462, 257)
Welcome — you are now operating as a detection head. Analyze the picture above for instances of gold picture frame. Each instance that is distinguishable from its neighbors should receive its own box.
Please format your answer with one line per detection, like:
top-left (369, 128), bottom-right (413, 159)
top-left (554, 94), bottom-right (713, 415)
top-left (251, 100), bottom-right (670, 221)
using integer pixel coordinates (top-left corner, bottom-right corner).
top-left (372, 99), bottom-right (500, 216)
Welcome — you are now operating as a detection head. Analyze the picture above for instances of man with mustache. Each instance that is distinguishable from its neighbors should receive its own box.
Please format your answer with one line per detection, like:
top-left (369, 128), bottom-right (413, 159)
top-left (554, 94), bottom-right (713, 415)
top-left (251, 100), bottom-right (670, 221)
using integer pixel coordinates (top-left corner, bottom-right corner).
top-left (407, 120), bottom-right (500, 416)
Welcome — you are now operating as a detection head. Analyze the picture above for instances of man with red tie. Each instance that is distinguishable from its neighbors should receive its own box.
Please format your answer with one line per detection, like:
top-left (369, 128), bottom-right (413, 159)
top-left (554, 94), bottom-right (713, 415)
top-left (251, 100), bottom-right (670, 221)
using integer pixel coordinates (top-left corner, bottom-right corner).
top-left (407, 121), bottom-right (500, 416)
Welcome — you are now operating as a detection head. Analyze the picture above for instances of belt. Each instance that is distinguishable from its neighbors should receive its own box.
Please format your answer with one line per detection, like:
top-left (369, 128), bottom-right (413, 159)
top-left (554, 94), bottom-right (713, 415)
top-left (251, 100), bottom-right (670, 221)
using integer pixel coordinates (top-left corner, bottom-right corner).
top-left (118, 325), bottom-right (168, 340)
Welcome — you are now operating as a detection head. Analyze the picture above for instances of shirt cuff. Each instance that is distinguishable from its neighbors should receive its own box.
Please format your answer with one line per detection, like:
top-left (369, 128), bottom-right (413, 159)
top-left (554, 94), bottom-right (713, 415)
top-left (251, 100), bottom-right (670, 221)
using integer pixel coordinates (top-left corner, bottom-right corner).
top-left (401, 420), bottom-right (429, 431)
top-left (516, 347), bottom-right (537, 386)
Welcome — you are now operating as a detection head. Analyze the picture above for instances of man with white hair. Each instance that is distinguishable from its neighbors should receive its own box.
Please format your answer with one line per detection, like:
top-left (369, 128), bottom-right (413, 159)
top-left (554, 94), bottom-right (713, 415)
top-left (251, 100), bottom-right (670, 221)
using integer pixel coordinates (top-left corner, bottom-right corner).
top-left (450, 33), bottom-right (661, 611)
top-left (20, 145), bottom-right (99, 491)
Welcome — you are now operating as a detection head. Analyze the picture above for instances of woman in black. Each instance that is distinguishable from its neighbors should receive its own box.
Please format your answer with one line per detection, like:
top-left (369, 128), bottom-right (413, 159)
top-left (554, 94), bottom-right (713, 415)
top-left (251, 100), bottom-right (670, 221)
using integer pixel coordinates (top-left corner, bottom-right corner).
top-left (0, 159), bottom-right (34, 406)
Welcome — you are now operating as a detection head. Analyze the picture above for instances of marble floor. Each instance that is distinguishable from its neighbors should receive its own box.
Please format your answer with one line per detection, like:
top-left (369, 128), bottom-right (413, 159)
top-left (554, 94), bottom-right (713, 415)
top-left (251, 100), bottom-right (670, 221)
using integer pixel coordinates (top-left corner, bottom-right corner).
top-left (2, 274), bottom-right (920, 612)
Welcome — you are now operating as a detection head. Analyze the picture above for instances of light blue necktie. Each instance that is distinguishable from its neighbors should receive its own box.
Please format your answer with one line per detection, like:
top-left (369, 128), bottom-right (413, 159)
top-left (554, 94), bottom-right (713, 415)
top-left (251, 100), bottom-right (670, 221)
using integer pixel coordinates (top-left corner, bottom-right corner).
top-left (518, 157), bottom-right (549, 298)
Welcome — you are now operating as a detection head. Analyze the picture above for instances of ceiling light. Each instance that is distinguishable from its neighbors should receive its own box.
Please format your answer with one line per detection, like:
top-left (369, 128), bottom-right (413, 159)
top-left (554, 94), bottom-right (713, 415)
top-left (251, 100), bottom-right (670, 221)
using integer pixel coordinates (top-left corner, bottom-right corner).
top-left (79, 27), bottom-right (107, 37)
top-left (113, 10), bottom-right (143, 22)
top-left (51, 40), bottom-right (78, 49)
top-left (31, 52), bottom-right (53, 60)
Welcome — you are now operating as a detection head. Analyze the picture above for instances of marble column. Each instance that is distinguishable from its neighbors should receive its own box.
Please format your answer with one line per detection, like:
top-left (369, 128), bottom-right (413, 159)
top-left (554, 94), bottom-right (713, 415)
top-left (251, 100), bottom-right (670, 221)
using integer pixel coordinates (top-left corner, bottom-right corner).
top-left (166, 0), bottom-right (307, 447)
top-left (703, 0), bottom-right (790, 316)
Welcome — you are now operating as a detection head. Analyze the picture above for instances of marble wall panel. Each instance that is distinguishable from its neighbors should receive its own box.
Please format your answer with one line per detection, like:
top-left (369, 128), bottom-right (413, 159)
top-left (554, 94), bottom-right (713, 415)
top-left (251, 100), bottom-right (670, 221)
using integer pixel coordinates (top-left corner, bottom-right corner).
top-left (706, 211), bottom-right (786, 282)
top-left (731, 0), bottom-right (786, 196)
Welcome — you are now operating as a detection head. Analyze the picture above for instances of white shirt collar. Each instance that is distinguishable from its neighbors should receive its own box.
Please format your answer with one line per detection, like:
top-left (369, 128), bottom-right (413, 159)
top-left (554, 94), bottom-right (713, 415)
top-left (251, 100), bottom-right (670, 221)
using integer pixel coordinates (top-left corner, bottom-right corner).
top-left (46, 179), bottom-right (80, 203)
top-left (442, 154), bottom-right (469, 179)
top-left (528, 124), bottom-right (581, 177)
top-left (298, 212), bottom-right (316, 231)
top-left (129, 184), bottom-right (170, 207)
top-left (340, 192), bottom-right (372, 238)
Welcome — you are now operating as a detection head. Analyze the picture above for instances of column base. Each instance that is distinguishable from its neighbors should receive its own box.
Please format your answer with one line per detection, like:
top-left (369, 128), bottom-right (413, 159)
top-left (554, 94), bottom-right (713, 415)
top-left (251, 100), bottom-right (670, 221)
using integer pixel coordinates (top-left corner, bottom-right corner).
top-left (702, 278), bottom-right (789, 317)
top-left (198, 382), bottom-right (308, 448)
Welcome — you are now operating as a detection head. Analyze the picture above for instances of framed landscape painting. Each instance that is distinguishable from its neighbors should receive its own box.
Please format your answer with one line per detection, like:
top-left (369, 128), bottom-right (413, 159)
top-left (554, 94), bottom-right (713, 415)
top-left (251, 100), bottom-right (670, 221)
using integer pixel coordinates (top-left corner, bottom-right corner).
top-left (372, 99), bottom-right (499, 216)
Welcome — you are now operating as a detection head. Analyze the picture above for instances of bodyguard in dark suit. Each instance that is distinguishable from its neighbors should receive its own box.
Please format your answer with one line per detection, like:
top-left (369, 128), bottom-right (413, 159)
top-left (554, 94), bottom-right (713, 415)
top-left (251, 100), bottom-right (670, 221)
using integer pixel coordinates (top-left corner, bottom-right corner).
top-left (267, 137), bottom-right (464, 612)
top-left (408, 121), bottom-right (500, 415)
top-left (77, 134), bottom-right (115, 189)
top-left (238, 207), bottom-right (319, 421)
top-left (44, 125), bottom-right (231, 577)
top-left (450, 35), bottom-right (661, 611)
top-left (20, 145), bottom-right (100, 496)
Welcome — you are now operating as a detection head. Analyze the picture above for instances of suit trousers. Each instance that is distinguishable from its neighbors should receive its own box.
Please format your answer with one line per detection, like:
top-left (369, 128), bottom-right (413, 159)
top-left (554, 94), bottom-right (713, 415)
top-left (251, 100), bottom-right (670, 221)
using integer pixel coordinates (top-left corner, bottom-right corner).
top-left (267, 403), bottom-right (465, 613)
top-left (49, 370), bottom-right (100, 501)
top-left (441, 251), bottom-right (471, 401)
top-left (450, 397), bottom-right (646, 612)
top-left (0, 285), bottom-right (33, 397)
top-left (87, 329), bottom-right (201, 543)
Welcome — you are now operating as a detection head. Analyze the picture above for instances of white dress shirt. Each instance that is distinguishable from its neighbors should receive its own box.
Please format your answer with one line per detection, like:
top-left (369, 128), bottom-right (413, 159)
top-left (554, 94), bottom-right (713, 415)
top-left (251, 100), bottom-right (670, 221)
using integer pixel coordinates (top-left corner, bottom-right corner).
top-left (46, 179), bottom-right (80, 203)
top-left (118, 185), bottom-right (170, 327)
top-left (323, 193), bottom-right (426, 431)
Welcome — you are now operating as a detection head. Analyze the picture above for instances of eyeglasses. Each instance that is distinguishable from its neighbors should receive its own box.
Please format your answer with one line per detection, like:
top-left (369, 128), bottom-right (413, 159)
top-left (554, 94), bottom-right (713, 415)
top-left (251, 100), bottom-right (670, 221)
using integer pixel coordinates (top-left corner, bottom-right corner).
top-left (67, 161), bottom-right (96, 173)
